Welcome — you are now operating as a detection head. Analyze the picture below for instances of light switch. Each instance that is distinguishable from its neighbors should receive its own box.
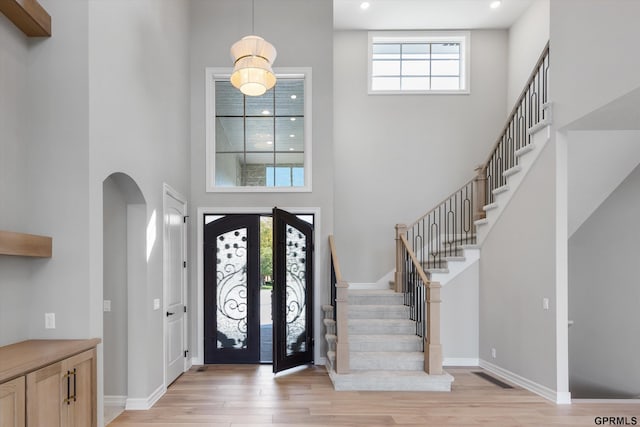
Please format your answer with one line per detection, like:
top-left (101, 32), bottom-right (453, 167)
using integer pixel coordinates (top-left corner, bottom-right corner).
top-left (103, 300), bottom-right (111, 312)
top-left (153, 298), bottom-right (161, 310)
top-left (543, 298), bottom-right (550, 310)
top-left (45, 313), bottom-right (55, 329)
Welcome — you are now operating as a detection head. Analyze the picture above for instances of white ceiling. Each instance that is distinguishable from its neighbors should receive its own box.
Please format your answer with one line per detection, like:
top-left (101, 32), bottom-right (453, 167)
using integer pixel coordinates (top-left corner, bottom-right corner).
top-left (334, 0), bottom-right (535, 30)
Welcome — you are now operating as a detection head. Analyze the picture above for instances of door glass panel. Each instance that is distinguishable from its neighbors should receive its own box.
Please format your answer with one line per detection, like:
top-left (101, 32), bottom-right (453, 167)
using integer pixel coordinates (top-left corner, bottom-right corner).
top-left (216, 228), bottom-right (249, 349)
top-left (285, 225), bottom-right (308, 355)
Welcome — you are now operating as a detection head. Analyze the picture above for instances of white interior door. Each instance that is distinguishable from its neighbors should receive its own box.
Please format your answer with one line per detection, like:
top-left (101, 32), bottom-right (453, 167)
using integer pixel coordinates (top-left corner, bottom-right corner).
top-left (165, 189), bottom-right (187, 385)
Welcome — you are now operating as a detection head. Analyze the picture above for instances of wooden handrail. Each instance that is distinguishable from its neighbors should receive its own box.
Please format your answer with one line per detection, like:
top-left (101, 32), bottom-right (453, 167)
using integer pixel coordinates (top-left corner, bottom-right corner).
top-left (328, 235), bottom-right (349, 374)
top-left (482, 41), bottom-right (550, 167)
top-left (399, 234), bottom-right (430, 285)
top-left (329, 235), bottom-right (343, 282)
top-left (407, 178), bottom-right (475, 229)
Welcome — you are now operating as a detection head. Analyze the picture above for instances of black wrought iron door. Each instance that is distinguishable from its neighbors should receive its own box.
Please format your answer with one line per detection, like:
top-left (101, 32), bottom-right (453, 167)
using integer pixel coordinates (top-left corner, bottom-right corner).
top-left (204, 215), bottom-right (260, 363)
top-left (272, 208), bottom-right (314, 373)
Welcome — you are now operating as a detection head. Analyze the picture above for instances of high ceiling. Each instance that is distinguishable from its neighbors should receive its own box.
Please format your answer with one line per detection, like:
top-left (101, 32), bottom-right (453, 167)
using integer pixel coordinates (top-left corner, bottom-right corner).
top-left (334, 0), bottom-right (535, 30)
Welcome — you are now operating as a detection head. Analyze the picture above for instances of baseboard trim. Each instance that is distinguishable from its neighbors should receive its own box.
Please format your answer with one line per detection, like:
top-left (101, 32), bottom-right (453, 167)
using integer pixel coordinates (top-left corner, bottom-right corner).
top-left (316, 356), bottom-right (326, 366)
top-left (125, 384), bottom-right (165, 410)
top-left (443, 357), bottom-right (479, 367)
top-left (572, 398), bottom-right (640, 404)
top-left (479, 359), bottom-right (570, 404)
top-left (104, 395), bottom-right (127, 407)
top-left (191, 356), bottom-right (203, 366)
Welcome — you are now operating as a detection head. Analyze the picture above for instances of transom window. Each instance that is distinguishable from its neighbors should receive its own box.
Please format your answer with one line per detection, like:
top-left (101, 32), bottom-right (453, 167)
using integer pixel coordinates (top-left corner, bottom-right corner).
top-left (206, 69), bottom-right (312, 192)
top-left (368, 32), bottom-right (470, 94)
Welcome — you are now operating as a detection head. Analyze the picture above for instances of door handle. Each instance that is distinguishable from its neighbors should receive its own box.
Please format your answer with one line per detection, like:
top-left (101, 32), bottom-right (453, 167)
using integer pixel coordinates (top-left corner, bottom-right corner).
top-left (166, 311), bottom-right (174, 317)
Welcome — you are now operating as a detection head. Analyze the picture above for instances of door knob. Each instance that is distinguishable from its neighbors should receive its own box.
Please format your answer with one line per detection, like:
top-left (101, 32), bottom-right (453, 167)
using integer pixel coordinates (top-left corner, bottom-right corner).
top-left (166, 311), bottom-right (174, 317)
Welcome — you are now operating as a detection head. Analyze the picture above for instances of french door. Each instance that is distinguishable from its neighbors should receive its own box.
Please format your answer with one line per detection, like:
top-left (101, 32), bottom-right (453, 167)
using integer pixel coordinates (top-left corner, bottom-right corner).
top-left (272, 208), bottom-right (314, 373)
top-left (203, 209), bottom-right (314, 372)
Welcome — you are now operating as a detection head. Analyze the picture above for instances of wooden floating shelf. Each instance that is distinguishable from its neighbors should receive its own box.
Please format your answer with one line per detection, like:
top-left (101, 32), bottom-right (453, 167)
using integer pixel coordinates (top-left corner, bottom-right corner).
top-left (0, 0), bottom-right (51, 37)
top-left (0, 230), bottom-right (52, 258)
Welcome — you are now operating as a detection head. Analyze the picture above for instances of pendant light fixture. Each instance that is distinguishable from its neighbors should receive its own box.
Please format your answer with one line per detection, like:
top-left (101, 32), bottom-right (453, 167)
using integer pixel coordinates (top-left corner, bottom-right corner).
top-left (230, 0), bottom-right (277, 96)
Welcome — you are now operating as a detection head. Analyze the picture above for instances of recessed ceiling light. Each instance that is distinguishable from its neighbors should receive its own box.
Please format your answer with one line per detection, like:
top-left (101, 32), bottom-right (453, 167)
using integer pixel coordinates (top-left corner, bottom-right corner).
top-left (360, 2), bottom-right (370, 10)
top-left (266, 140), bottom-right (273, 145)
top-left (289, 148), bottom-right (294, 151)
top-left (290, 117), bottom-right (296, 121)
top-left (262, 110), bottom-right (271, 115)
top-left (290, 94), bottom-right (297, 99)
top-left (289, 134), bottom-right (295, 138)
top-left (490, 0), bottom-right (501, 9)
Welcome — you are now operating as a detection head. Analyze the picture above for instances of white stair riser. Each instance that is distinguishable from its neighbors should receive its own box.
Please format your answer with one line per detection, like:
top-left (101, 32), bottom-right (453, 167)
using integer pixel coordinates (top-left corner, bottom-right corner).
top-left (349, 295), bottom-right (404, 305)
top-left (350, 353), bottom-right (424, 371)
top-left (350, 338), bottom-right (422, 352)
top-left (348, 305), bottom-right (409, 319)
top-left (349, 320), bottom-right (416, 335)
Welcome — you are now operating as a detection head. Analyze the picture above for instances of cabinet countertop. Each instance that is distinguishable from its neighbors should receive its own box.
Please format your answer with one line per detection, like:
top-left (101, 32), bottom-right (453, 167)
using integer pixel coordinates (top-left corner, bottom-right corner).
top-left (0, 339), bottom-right (101, 383)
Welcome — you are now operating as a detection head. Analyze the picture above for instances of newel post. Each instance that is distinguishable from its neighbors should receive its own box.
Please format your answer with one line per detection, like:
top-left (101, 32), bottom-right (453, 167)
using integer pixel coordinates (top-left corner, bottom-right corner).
top-left (424, 281), bottom-right (443, 375)
top-left (473, 165), bottom-right (488, 221)
top-left (335, 280), bottom-right (350, 374)
top-left (394, 224), bottom-right (407, 293)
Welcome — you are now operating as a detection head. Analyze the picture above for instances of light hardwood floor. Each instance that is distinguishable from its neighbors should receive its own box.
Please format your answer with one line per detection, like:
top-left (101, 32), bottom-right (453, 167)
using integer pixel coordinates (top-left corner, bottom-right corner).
top-left (108, 365), bottom-right (639, 426)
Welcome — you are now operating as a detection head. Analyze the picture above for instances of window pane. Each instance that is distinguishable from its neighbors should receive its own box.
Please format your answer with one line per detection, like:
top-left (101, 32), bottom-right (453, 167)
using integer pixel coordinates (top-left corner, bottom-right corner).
top-left (431, 77), bottom-right (460, 90)
top-left (372, 43), bottom-right (400, 60)
top-left (292, 167), bottom-right (304, 187)
top-left (372, 60), bottom-right (400, 77)
top-left (402, 60), bottom-right (429, 76)
top-left (216, 117), bottom-right (244, 152)
top-left (215, 81), bottom-right (244, 116)
top-left (275, 117), bottom-right (304, 152)
top-left (244, 152), bottom-right (274, 186)
top-left (274, 167), bottom-right (292, 186)
top-left (246, 117), bottom-right (274, 152)
top-left (245, 89), bottom-right (274, 116)
top-left (275, 79), bottom-right (304, 116)
top-left (372, 76), bottom-right (400, 91)
top-left (215, 153), bottom-right (242, 187)
top-left (432, 43), bottom-right (460, 60)
top-left (402, 43), bottom-right (429, 60)
top-left (431, 60), bottom-right (460, 76)
top-left (402, 77), bottom-right (430, 91)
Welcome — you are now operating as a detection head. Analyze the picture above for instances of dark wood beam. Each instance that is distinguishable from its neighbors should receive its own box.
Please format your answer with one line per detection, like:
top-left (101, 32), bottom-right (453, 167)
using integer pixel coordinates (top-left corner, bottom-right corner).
top-left (0, 0), bottom-right (51, 37)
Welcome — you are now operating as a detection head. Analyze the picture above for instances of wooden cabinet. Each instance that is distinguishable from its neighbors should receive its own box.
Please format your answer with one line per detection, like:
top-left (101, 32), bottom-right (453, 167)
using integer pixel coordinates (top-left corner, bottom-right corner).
top-left (0, 377), bottom-right (25, 427)
top-left (0, 340), bottom-right (99, 427)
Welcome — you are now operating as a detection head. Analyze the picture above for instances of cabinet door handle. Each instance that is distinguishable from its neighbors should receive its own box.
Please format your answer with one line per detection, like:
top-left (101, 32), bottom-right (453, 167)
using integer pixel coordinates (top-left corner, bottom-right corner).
top-left (166, 311), bottom-right (175, 317)
top-left (64, 370), bottom-right (72, 405)
top-left (72, 368), bottom-right (77, 402)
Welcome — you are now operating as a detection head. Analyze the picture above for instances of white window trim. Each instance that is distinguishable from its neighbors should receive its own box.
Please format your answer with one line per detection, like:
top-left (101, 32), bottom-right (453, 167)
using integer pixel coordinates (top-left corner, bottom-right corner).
top-left (205, 67), bottom-right (313, 193)
top-left (368, 31), bottom-right (471, 95)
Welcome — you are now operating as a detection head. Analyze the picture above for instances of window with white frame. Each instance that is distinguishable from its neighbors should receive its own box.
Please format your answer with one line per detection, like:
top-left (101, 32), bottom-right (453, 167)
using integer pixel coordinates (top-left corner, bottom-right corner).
top-left (206, 69), bottom-right (312, 192)
top-left (368, 31), bottom-right (470, 94)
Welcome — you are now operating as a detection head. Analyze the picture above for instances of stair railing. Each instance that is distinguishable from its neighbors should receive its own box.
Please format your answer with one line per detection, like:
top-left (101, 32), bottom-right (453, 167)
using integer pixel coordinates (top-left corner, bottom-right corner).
top-left (392, 43), bottom-right (551, 377)
top-left (329, 235), bottom-right (349, 373)
top-left (397, 232), bottom-right (442, 375)
top-left (480, 42), bottom-right (550, 206)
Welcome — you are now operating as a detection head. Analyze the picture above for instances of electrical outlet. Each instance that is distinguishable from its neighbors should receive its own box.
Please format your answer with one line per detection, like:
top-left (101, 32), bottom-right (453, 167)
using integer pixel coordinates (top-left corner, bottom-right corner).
top-left (103, 300), bottom-right (111, 312)
top-left (45, 313), bottom-right (55, 329)
top-left (491, 348), bottom-right (497, 358)
top-left (543, 297), bottom-right (550, 310)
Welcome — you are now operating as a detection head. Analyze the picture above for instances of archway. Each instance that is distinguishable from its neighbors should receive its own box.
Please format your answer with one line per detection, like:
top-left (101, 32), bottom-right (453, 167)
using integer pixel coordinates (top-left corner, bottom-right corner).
top-left (102, 172), bottom-right (146, 423)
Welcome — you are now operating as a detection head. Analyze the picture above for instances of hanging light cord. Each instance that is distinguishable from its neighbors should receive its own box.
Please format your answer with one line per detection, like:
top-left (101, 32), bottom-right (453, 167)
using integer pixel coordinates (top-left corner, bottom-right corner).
top-left (252, 0), bottom-right (255, 34)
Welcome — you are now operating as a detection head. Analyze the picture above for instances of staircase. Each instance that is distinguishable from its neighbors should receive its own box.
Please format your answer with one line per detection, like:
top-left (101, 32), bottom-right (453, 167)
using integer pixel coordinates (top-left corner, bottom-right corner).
top-left (324, 289), bottom-right (453, 391)
top-left (325, 43), bottom-right (550, 392)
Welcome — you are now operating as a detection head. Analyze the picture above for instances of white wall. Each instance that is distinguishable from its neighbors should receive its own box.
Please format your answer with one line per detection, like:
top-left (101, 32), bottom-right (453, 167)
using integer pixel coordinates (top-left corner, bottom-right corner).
top-left (0, 11), bottom-right (32, 346)
top-left (102, 177), bottom-right (129, 398)
top-left (568, 164), bottom-right (640, 398)
top-left (188, 0), bottom-right (334, 365)
top-left (507, 0), bottom-right (549, 107)
top-left (568, 130), bottom-right (640, 237)
top-left (551, 0), bottom-right (640, 129)
top-left (480, 140), bottom-right (557, 392)
top-left (333, 30), bottom-right (508, 283)
top-left (88, 0), bottom-right (191, 415)
top-left (441, 261), bottom-right (479, 364)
